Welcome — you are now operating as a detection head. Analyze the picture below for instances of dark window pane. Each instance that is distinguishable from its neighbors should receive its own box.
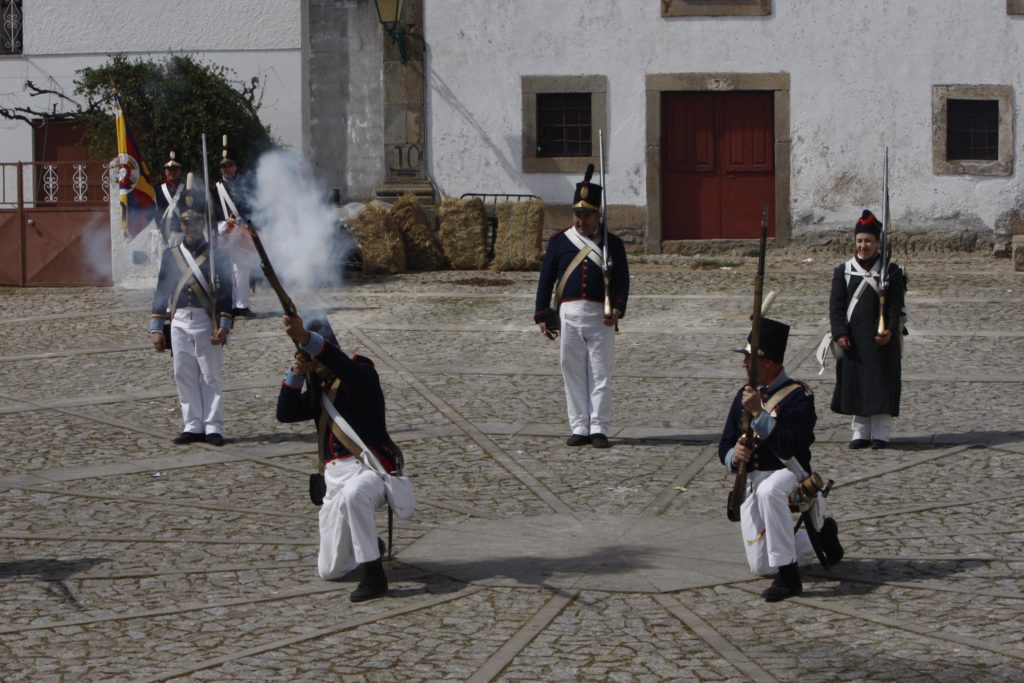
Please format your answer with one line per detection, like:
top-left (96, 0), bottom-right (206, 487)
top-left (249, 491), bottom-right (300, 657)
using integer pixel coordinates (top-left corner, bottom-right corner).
top-left (0, 0), bottom-right (22, 56)
top-left (947, 99), bottom-right (998, 160)
top-left (537, 92), bottom-right (592, 157)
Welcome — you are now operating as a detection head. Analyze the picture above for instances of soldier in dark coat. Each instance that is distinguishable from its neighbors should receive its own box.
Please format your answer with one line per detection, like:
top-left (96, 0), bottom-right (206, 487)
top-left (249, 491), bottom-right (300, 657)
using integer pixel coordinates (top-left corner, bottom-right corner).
top-left (828, 210), bottom-right (907, 450)
top-left (154, 150), bottom-right (185, 247)
top-left (533, 166), bottom-right (630, 449)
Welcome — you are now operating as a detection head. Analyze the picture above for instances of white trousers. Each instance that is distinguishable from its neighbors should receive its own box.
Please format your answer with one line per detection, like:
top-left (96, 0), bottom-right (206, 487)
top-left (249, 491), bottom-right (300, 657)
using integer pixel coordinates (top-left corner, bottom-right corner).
top-left (170, 308), bottom-right (224, 435)
top-left (851, 414), bottom-right (892, 441)
top-left (318, 458), bottom-right (387, 580)
top-left (741, 469), bottom-right (814, 574)
top-left (559, 300), bottom-right (615, 436)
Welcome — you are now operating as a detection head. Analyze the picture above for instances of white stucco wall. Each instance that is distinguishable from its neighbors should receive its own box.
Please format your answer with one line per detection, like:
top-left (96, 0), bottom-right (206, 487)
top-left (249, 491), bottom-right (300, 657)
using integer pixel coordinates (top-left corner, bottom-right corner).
top-left (0, 0), bottom-right (302, 165)
top-left (424, 0), bottom-right (1024, 236)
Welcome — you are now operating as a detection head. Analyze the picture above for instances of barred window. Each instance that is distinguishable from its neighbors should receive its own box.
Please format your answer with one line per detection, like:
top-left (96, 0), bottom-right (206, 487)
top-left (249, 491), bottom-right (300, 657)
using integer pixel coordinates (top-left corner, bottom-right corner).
top-left (537, 93), bottom-right (592, 158)
top-left (1, 0), bottom-right (23, 56)
top-left (946, 99), bottom-right (998, 160)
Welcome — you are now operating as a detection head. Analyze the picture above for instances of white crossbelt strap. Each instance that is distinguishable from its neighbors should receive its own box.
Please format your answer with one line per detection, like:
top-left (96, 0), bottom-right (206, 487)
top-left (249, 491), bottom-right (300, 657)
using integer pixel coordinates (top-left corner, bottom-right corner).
top-left (179, 244), bottom-right (213, 300)
top-left (216, 181), bottom-right (241, 221)
top-left (843, 258), bottom-right (881, 322)
top-left (565, 228), bottom-right (605, 269)
top-left (161, 184), bottom-right (182, 224)
top-left (320, 394), bottom-right (389, 477)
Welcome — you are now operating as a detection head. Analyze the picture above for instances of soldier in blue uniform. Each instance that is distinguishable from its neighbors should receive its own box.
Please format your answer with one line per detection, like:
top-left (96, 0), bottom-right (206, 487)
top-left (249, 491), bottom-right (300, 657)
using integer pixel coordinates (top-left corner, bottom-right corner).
top-left (534, 167), bottom-right (629, 448)
top-left (719, 318), bottom-right (839, 601)
top-left (154, 150), bottom-right (185, 247)
top-left (276, 314), bottom-right (403, 602)
top-left (149, 197), bottom-right (234, 446)
top-left (213, 139), bottom-right (258, 318)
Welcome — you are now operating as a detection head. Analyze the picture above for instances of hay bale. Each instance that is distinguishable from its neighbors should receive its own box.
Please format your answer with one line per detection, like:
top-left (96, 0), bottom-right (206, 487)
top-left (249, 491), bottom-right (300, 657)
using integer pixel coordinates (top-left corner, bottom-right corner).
top-left (437, 196), bottom-right (489, 269)
top-left (348, 201), bottom-right (406, 274)
top-left (390, 194), bottom-right (446, 271)
top-left (491, 199), bottom-right (544, 271)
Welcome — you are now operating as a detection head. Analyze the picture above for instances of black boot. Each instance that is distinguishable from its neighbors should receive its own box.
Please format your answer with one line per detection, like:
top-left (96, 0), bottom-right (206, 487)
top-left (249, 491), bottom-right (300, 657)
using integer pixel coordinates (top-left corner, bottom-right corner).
top-left (350, 557), bottom-right (388, 603)
top-left (762, 562), bottom-right (802, 602)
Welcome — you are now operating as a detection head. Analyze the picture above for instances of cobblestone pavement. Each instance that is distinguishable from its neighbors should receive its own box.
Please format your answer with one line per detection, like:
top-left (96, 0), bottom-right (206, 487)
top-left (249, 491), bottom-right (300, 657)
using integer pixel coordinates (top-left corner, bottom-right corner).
top-left (1, 251), bottom-right (1023, 681)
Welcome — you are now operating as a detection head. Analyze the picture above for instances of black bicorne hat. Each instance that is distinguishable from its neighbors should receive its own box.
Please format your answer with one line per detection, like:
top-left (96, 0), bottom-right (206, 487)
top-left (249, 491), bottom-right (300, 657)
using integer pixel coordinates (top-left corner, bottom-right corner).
top-left (734, 317), bottom-right (790, 365)
top-left (306, 314), bottom-right (339, 348)
top-left (572, 163), bottom-right (602, 212)
top-left (855, 210), bottom-right (882, 238)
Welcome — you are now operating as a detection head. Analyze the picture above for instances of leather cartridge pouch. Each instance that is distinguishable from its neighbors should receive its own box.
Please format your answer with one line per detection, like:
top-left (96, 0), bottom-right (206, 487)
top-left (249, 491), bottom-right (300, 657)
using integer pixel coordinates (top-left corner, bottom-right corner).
top-left (163, 322), bottom-right (173, 354)
top-left (543, 308), bottom-right (560, 334)
top-left (309, 473), bottom-right (327, 506)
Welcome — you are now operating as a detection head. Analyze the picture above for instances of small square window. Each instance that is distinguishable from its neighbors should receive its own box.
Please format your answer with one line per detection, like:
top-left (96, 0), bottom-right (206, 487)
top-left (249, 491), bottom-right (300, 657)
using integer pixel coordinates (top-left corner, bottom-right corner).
top-left (537, 94), bottom-right (592, 158)
top-left (946, 100), bottom-right (998, 160)
top-left (933, 85), bottom-right (1013, 176)
top-left (522, 75), bottom-right (607, 174)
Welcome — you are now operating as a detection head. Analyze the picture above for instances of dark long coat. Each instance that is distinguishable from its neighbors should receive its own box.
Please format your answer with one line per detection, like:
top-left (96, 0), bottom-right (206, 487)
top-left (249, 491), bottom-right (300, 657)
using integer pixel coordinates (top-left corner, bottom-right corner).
top-left (829, 258), bottom-right (906, 416)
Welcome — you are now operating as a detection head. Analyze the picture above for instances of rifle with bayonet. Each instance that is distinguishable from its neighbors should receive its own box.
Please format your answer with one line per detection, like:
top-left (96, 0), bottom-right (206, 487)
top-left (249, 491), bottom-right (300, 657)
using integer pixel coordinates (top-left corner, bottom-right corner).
top-left (727, 203), bottom-right (770, 523)
top-left (598, 129), bottom-right (614, 325)
top-left (877, 147), bottom-right (891, 336)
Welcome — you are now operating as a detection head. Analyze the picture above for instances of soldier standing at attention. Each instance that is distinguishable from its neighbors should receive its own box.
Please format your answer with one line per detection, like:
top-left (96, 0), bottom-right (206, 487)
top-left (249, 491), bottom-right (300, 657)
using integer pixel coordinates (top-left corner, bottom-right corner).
top-left (534, 166), bottom-right (629, 449)
top-left (213, 138), bottom-right (258, 318)
top-left (155, 150), bottom-right (185, 248)
top-left (149, 195), bottom-right (233, 446)
top-left (829, 210), bottom-right (907, 450)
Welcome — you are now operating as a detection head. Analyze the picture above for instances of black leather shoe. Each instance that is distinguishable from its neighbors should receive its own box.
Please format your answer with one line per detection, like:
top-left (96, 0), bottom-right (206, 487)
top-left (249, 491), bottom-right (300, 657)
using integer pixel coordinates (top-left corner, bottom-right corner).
top-left (848, 439), bottom-right (870, 449)
top-left (762, 562), bottom-right (802, 602)
top-left (870, 439), bottom-right (889, 450)
top-left (205, 433), bottom-right (224, 447)
top-left (566, 434), bottom-right (592, 446)
top-left (233, 307), bottom-right (256, 318)
top-left (590, 433), bottom-right (610, 449)
top-left (350, 558), bottom-right (388, 602)
top-left (173, 431), bottom-right (205, 445)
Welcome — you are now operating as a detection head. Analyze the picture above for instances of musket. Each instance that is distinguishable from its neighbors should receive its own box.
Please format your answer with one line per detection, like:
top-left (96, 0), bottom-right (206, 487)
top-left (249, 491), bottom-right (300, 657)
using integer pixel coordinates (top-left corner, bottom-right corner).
top-left (247, 220), bottom-right (324, 414)
top-left (199, 134), bottom-right (220, 337)
top-left (598, 130), bottom-right (613, 322)
top-left (727, 203), bottom-right (770, 523)
top-left (877, 147), bottom-right (891, 336)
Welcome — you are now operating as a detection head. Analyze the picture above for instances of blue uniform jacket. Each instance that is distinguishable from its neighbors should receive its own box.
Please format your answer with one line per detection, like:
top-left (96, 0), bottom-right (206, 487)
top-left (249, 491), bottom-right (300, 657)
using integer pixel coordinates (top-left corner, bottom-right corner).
top-left (276, 332), bottom-right (395, 470)
top-left (533, 227), bottom-right (629, 324)
top-left (718, 378), bottom-right (816, 474)
top-left (149, 240), bottom-right (234, 332)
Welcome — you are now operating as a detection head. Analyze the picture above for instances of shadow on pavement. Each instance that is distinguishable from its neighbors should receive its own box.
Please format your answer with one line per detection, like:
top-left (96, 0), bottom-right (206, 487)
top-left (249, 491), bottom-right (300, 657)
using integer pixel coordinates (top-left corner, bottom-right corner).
top-left (0, 557), bottom-right (112, 609)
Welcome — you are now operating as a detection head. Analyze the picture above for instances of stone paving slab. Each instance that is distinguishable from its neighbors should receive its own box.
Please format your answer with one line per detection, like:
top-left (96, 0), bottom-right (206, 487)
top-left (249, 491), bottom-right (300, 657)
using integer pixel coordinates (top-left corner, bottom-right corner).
top-left (1, 252), bottom-right (1023, 680)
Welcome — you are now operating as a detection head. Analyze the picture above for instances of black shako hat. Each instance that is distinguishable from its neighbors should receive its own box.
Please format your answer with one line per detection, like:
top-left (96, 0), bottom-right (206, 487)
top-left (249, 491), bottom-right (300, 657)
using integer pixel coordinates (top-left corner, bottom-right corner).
top-left (855, 209), bottom-right (882, 238)
top-left (305, 314), bottom-right (339, 348)
top-left (572, 163), bottom-right (602, 212)
top-left (164, 150), bottom-right (182, 169)
top-left (734, 317), bottom-right (790, 365)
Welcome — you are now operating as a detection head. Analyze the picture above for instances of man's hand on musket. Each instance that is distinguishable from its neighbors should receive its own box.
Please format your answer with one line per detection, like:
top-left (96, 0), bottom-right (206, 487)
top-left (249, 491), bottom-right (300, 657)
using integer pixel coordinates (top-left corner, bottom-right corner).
top-left (836, 335), bottom-right (852, 352)
top-left (538, 321), bottom-right (556, 341)
top-left (741, 384), bottom-right (765, 418)
top-left (602, 308), bottom-right (622, 328)
top-left (210, 328), bottom-right (228, 346)
top-left (732, 439), bottom-right (753, 465)
top-left (874, 329), bottom-right (893, 346)
top-left (291, 357), bottom-right (319, 375)
top-left (150, 330), bottom-right (166, 353)
top-left (284, 314), bottom-right (311, 345)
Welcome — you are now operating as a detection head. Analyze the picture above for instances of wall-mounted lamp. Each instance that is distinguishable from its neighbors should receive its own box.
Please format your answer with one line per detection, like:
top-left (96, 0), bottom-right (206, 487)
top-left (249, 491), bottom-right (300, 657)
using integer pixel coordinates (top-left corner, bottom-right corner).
top-left (374, 0), bottom-right (408, 64)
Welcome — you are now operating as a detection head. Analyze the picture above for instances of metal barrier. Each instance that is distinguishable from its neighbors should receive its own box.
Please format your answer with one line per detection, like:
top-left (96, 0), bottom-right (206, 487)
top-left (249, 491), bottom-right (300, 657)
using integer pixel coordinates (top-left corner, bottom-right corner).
top-left (460, 193), bottom-right (540, 258)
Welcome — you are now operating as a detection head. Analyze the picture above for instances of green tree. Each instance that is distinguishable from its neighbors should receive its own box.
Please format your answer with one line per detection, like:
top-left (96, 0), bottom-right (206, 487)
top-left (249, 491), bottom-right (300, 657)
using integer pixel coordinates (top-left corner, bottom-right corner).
top-left (75, 54), bottom-right (273, 178)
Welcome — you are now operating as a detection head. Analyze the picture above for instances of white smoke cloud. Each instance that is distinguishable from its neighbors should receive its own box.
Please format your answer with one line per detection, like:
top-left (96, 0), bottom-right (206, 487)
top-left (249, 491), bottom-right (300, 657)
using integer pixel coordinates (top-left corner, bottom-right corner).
top-left (249, 149), bottom-right (356, 293)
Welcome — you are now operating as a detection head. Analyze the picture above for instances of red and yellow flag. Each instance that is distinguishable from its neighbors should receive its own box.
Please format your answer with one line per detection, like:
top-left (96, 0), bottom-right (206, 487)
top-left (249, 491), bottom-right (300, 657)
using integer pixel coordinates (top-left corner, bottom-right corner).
top-left (114, 96), bottom-right (156, 239)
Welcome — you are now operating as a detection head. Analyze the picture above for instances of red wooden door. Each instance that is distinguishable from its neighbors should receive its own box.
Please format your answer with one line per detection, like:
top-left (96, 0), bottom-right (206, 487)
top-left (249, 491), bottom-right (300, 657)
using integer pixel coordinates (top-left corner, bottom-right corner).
top-left (662, 91), bottom-right (775, 239)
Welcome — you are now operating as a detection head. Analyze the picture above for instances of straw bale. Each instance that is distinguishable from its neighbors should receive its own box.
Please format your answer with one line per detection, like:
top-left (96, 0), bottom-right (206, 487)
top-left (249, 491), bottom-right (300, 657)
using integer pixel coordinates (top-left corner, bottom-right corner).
top-left (348, 201), bottom-right (406, 274)
top-left (491, 199), bottom-right (544, 271)
top-left (390, 194), bottom-right (446, 271)
top-left (437, 196), bottom-right (489, 269)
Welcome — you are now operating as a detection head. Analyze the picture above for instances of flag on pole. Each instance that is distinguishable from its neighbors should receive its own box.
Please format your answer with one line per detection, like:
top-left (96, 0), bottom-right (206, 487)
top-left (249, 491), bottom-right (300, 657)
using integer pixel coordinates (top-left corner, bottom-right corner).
top-left (114, 95), bottom-right (156, 240)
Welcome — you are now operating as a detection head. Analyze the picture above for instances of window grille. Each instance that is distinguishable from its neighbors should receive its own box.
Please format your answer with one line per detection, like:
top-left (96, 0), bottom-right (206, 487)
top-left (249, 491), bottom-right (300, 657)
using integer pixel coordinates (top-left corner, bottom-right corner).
top-left (537, 93), bottom-right (592, 158)
top-left (1, 0), bottom-right (22, 56)
top-left (947, 99), bottom-right (998, 161)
